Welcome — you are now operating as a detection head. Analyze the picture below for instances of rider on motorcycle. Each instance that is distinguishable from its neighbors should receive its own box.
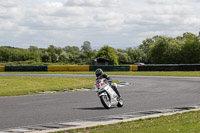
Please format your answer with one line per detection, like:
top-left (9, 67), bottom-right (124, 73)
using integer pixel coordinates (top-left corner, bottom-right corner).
top-left (95, 68), bottom-right (121, 99)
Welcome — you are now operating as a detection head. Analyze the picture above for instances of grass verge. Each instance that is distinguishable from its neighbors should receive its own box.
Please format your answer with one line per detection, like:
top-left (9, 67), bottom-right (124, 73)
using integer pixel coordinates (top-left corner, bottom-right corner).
top-left (0, 77), bottom-right (119, 97)
top-left (0, 77), bottom-right (95, 96)
top-left (57, 110), bottom-right (200, 133)
top-left (1, 71), bottom-right (200, 77)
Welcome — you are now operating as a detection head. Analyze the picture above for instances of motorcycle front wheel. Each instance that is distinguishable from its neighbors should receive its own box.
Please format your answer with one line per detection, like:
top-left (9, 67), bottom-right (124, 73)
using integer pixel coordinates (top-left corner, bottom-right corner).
top-left (100, 93), bottom-right (111, 109)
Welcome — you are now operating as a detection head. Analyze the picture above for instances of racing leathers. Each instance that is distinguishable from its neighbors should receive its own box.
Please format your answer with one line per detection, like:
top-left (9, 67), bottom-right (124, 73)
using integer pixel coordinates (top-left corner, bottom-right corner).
top-left (96, 74), bottom-right (121, 97)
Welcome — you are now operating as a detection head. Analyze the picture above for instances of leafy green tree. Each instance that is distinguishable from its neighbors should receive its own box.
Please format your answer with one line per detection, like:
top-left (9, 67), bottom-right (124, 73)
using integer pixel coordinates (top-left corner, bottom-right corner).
top-left (0, 47), bottom-right (11, 61)
top-left (63, 46), bottom-right (80, 64)
top-left (79, 41), bottom-right (96, 64)
top-left (133, 49), bottom-right (147, 63)
top-left (117, 49), bottom-right (131, 64)
top-left (64, 46), bottom-right (80, 54)
top-left (28, 46), bottom-right (41, 62)
top-left (2, 31), bottom-right (200, 65)
top-left (59, 51), bottom-right (70, 63)
top-left (127, 48), bottom-right (146, 64)
top-left (81, 41), bottom-right (92, 51)
top-left (41, 51), bottom-right (51, 62)
top-left (96, 45), bottom-right (119, 65)
top-left (149, 36), bottom-right (182, 64)
top-left (139, 38), bottom-right (154, 63)
top-left (139, 38), bottom-right (154, 54)
top-left (47, 45), bottom-right (60, 63)
top-left (29, 46), bottom-right (39, 52)
top-left (179, 33), bottom-right (200, 63)
top-left (0, 46), bottom-right (41, 62)
top-left (79, 50), bottom-right (96, 65)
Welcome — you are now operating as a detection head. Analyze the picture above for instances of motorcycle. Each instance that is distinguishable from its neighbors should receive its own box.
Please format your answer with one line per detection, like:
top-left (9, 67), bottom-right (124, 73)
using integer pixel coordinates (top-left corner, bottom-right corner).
top-left (94, 78), bottom-right (123, 109)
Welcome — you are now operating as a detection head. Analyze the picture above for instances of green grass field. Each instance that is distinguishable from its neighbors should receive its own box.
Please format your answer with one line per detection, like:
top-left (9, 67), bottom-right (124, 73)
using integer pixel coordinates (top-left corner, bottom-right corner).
top-left (1, 71), bottom-right (200, 77)
top-left (57, 110), bottom-right (200, 133)
top-left (0, 77), bottom-right (95, 96)
top-left (1, 71), bottom-right (199, 96)
top-left (0, 77), bottom-right (120, 97)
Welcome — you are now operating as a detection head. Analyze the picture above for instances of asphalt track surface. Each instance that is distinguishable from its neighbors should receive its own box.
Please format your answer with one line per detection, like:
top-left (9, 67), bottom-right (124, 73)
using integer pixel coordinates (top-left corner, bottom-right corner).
top-left (0, 74), bottom-right (200, 130)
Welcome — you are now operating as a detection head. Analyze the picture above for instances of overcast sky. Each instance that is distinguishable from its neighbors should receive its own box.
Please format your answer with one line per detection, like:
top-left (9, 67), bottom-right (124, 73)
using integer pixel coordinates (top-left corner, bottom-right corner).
top-left (0, 0), bottom-right (200, 49)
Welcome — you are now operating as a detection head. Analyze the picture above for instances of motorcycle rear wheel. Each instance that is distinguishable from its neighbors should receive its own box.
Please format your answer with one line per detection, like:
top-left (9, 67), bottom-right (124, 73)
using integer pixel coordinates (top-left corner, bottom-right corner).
top-left (117, 97), bottom-right (123, 107)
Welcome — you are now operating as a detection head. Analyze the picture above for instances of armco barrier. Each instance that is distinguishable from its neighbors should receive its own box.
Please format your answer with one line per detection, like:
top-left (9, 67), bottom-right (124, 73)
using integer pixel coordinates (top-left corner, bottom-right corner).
top-left (90, 65), bottom-right (130, 71)
top-left (5, 66), bottom-right (47, 72)
top-left (3, 65), bottom-right (200, 72)
top-left (138, 64), bottom-right (200, 71)
top-left (130, 65), bottom-right (138, 71)
top-left (48, 65), bottom-right (89, 71)
top-left (0, 66), bottom-right (5, 72)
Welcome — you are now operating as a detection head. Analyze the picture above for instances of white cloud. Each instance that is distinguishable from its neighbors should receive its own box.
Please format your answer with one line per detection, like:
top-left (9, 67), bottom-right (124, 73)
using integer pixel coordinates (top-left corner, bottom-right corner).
top-left (143, 0), bottom-right (200, 5)
top-left (64, 0), bottom-right (121, 7)
top-left (0, 0), bottom-right (22, 7)
top-left (183, 17), bottom-right (200, 26)
top-left (0, 0), bottom-right (200, 49)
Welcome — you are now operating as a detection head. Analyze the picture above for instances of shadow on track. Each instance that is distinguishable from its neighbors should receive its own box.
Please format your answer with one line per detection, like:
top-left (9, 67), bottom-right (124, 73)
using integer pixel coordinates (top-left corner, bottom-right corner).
top-left (74, 107), bottom-right (106, 110)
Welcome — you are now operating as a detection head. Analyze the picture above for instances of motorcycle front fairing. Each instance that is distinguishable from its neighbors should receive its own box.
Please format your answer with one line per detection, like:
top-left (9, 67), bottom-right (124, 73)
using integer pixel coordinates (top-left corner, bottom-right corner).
top-left (94, 79), bottom-right (118, 106)
top-left (106, 86), bottom-right (118, 105)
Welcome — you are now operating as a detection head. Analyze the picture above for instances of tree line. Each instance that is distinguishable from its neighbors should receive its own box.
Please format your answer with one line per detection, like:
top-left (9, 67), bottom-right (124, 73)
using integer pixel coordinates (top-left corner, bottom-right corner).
top-left (0, 32), bottom-right (200, 65)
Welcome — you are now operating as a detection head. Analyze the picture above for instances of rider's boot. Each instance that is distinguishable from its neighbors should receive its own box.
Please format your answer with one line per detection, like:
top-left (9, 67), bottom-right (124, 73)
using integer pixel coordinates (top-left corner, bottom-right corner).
top-left (111, 85), bottom-right (121, 101)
